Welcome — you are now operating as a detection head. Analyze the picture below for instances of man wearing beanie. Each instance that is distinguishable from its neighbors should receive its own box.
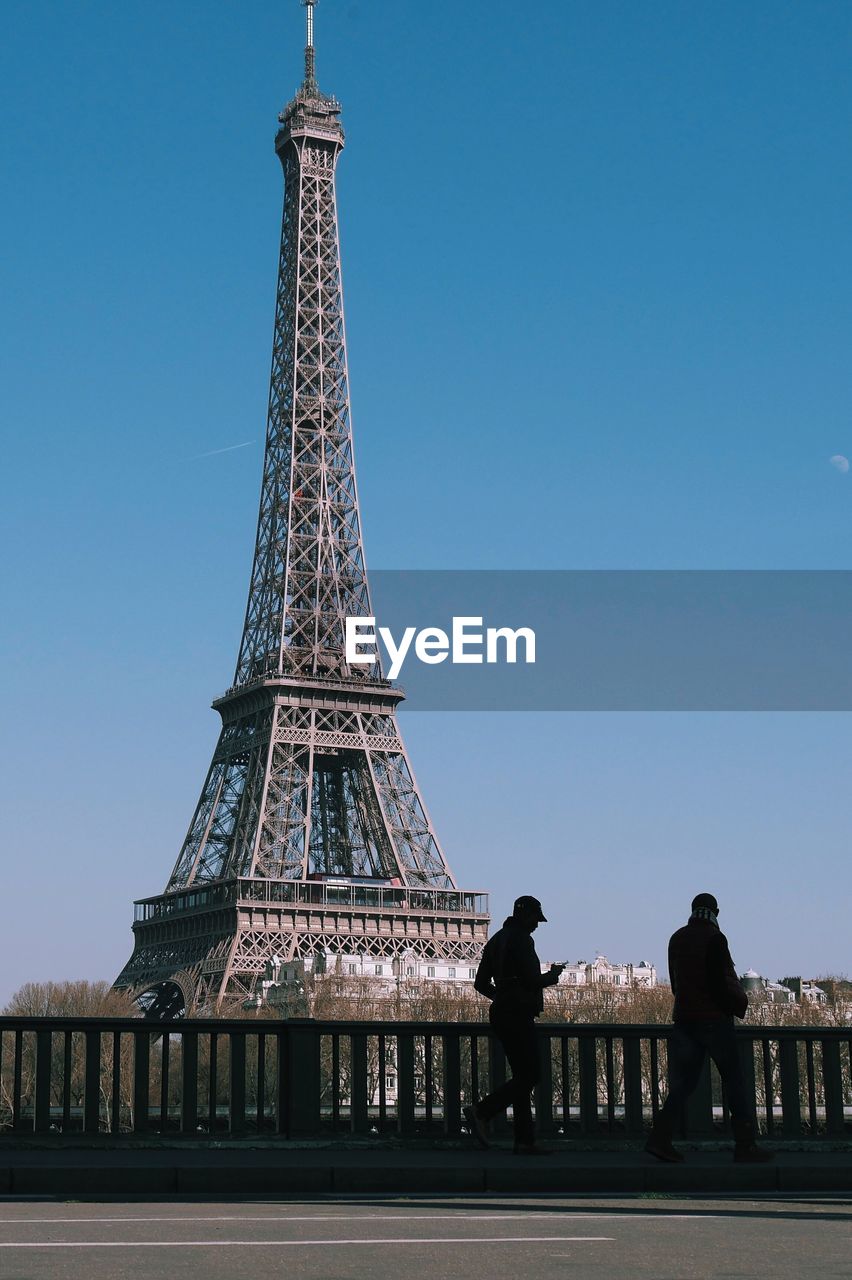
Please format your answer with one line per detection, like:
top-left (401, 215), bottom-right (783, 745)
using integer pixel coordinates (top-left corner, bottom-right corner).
top-left (645, 892), bottom-right (772, 1164)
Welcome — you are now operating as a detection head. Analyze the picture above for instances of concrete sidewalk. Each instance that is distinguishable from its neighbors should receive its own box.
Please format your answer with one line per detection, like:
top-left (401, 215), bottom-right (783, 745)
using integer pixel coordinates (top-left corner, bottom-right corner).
top-left (2, 1145), bottom-right (851, 1196)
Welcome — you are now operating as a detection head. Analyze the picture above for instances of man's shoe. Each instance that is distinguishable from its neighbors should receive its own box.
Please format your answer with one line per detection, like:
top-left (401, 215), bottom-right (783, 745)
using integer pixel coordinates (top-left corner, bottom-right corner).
top-left (644, 1113), bottom-right (684, 1164)
top-left (513, 1142), bottom-right (553, 1156)
top-left (644, 1135), bottom-right (685, 1163)
top-left (733, 1143), bottom-right (774, 1164)
top-left (731, 1118), bottom-right (773, 1162)
top-left (462, 1104), bottom-right (491, 1150)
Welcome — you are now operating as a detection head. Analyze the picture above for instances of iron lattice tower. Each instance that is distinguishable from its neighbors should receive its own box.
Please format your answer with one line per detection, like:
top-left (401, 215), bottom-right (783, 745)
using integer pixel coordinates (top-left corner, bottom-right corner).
top-left (116, 2), bottom-right (489, 1014)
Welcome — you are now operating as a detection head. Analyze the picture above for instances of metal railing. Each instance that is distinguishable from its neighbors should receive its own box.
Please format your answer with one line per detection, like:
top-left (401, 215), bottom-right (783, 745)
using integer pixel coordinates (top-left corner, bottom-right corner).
top-left (1, 1017), bottom-right (850, 1142)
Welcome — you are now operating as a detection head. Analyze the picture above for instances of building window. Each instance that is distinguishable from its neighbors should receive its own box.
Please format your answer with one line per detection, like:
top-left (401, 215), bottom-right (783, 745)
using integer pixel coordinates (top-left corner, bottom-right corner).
top-left (469, 968), bottom-right (476, 979)
top-left (348, 964), bottom-right (358, 975)
top-left (375, 964), bottom-right (383, 976)
top-left (406, 966), bottom-right (414, 976)
top-left (448, 967), bottom-right (456, 978)
top-left (427, 965), bottom-right (435, 977)
top-left (386, 1076), bottom-right (396, 1092)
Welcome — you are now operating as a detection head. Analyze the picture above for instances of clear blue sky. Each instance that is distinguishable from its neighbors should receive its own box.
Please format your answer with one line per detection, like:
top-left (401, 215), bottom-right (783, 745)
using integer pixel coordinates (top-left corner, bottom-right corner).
top-left (1, 1), bottom-right (851, 1004)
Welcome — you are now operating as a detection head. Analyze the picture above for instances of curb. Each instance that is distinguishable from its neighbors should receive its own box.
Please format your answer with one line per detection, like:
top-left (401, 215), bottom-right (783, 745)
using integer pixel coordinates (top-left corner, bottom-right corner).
top-left (3, 1162), bottom-right (851, 1196)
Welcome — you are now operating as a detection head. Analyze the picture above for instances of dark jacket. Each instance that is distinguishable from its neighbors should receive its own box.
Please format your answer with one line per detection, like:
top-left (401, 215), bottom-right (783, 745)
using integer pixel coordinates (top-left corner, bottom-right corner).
top-left (474, 918), bottom-right (557, 1019)
top-left (668, 918), bottom-right (748, 1021)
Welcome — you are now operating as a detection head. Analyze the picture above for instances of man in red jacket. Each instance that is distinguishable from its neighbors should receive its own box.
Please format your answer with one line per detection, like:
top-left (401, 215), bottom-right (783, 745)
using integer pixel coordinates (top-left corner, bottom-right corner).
top-left (465, 895), bottom-right (564, 1154)
top-left (645, 892), bottom-right (771, 1163)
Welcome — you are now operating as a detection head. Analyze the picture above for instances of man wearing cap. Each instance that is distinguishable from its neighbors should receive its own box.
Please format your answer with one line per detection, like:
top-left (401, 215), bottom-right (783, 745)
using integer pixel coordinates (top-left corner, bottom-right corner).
top-left (645, 892), bottom-right (771, 1164)
top-left (465, 896), bottom-right (564, 1155)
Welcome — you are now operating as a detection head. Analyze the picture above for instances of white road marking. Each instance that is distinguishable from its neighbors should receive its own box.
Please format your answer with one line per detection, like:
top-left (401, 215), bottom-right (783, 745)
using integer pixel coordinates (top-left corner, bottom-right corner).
top-left (0, 1212), bottom-right (721, 1224)
top-left (0, 1235), bottom-right (613, 1249)
top-left (0, 1214), bottom-right (557, 1224)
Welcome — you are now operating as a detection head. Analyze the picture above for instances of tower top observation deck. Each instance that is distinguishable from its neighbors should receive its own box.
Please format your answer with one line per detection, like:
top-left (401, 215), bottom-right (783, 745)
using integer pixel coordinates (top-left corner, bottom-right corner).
top-left (279, 0), bottom-right (343, 149)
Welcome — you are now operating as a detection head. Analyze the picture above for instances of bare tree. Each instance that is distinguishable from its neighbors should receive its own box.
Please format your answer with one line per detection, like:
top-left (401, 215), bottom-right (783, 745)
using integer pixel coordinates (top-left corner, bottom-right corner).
top-left (1, 981), bottom-right (138, 1133)
top-left (3, 980), bottom-right (136, 1019)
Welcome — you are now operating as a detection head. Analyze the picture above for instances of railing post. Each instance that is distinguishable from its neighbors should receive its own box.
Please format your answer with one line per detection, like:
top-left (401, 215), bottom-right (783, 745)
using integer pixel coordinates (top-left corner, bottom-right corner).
top-left (558, 1034), bottom-right (572, 1132)
top-left (804, 1040), bottom-right (818, 1132)
top-left (779, 1035), bottom-right (802, 1137)
top-left (12, 1030), bottom-right (24, 1132)
top-left (208, 1033), bottom-right (219, 1134)
top-left (736, 1030), bottom-right (758, 1132)
top-left (397, 1031), bottom-right (415, 1136)
top-left (650, 1035), bottom-right (662, 1120)
top-left (275, 1030), bottom-right (288, 1136)
top-left (534, 1030), bottom-right (555, 1137)
top-left (442, 1031), bottom-right (462, 1137)
top-left (350, 1031), bottom-right (369, 1134)
top-left (604, 1035), bottom-right (616, 1130)
top-left (488, 1032), bottom-right (511, 1137)
top-left (229, 1032), bottom-right (246, 1135)
top-left (133, 1030), bottom-right (149, 1134)
top-left (821, 1037), bottom-right (844, 1137)
top-left (181, 1032), bottom-right (199, 1135)
top-left (62, 1031), bottom-right (73, 1133)
top-left (110, 1031), bottom-right (122, 1134)
top-left (285, 1020), bottom-right (321, 1138)
top-left (256, 1033), bottom-right (267, 1132)
top-left (34, 1029), bottom-right (52, 1134)
top-left (622, 1034), bottom-right (644, 1136)
top-left (761, 1038), bottom-right (775, 1136)
top-left (83, 1029), bottom-right (101, 1135)
top-left (159, 1032), bottom-right (171, 1133)
top-left (578, 1033), bottom-right (598, 1134)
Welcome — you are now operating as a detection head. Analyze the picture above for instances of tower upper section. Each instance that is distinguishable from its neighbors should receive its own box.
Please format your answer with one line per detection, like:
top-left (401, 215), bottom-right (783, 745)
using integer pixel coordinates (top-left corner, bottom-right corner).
top-left (277, 0), bottom-right (344, 154)
top-left (233, 0), bottom-right (379, 691)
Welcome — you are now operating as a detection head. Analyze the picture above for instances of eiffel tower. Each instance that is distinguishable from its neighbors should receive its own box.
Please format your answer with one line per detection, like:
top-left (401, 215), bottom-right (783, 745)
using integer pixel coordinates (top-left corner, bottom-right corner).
top-left (116, 1), bottom-right (489, 1015)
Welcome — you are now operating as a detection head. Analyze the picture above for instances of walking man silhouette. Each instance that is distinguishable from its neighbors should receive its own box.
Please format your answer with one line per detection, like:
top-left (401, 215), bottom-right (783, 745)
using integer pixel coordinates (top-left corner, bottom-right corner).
top-left (645, 892), bottom-right (772, 1164)
top-left (465, 895), bottom-right (564, 1155)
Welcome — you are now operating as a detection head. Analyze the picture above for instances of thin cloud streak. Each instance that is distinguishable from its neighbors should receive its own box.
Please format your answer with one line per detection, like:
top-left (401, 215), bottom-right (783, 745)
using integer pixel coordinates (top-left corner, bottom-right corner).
top-left (188, 440), bottom-right (255, 461)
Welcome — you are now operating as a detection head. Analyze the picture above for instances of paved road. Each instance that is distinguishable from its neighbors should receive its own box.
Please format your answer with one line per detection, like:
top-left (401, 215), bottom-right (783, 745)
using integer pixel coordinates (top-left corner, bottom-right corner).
top-left (1, 1194), bottom-right (850, 1279)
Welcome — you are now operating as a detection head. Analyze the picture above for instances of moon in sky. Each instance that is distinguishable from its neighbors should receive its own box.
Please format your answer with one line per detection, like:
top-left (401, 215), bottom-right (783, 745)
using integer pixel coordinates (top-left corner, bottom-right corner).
top-left (829, 455), bottom-right (849, 473)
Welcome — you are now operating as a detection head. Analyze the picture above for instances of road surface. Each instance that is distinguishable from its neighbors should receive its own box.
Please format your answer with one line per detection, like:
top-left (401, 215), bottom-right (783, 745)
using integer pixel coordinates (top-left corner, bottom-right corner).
top-left (1, 1192), bottom-right (850, 1278)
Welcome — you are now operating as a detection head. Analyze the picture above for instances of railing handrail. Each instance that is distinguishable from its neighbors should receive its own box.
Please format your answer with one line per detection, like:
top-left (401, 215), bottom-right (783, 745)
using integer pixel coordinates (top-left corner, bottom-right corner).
top-left (0, 1015), bottom-right (848, 1039)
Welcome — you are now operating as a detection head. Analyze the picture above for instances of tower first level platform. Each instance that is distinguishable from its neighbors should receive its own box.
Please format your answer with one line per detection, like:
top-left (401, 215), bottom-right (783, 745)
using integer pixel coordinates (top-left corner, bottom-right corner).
top-left (122, 878), bottom-right (490, 1010)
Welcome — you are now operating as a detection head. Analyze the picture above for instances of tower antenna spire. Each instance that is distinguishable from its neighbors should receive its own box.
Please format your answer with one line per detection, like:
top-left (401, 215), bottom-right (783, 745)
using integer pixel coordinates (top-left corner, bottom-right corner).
top-left (301, 0), bottom-right (318, 95)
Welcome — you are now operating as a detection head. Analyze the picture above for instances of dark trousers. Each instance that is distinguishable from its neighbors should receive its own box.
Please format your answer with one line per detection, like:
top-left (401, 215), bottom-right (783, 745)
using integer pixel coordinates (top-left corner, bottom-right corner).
top-left (660, 1019), bottom-right (751, 1128)
top-left (476, 1009), bottom-right (541, 1145)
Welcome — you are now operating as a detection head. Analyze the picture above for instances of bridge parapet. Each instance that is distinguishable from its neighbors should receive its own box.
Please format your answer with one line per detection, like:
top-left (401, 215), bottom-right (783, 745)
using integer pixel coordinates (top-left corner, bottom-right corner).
top-left (0, 1017), bottom-right (849, 1143)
